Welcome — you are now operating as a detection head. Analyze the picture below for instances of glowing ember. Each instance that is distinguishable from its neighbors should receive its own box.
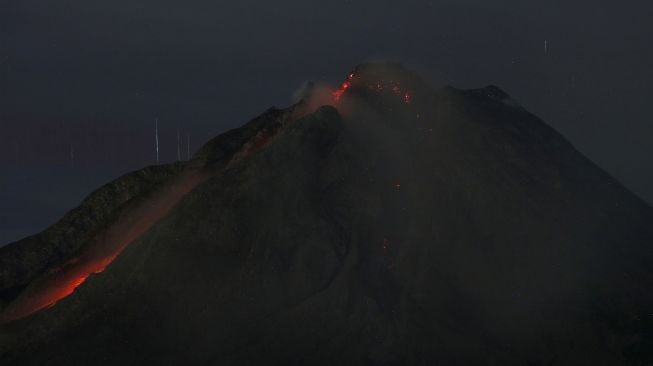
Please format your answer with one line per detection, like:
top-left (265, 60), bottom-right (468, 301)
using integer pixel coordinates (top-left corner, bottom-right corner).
top-left (332, 70), bottom-right (416, 105)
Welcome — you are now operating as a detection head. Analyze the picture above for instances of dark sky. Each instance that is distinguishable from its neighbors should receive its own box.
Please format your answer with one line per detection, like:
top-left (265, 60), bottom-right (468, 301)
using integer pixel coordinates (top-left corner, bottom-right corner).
top-left (1, 0), bottom-right (652, 245)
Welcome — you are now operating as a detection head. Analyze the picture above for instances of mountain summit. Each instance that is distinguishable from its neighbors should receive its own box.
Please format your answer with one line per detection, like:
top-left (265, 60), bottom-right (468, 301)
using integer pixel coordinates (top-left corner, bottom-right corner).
top-left (2, 63), bottom-right (653, 365)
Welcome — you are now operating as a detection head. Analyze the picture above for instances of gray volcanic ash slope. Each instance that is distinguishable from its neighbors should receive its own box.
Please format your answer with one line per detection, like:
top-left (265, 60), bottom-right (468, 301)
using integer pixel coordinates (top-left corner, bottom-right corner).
top-left (1, 63), bottom-right (653, 365)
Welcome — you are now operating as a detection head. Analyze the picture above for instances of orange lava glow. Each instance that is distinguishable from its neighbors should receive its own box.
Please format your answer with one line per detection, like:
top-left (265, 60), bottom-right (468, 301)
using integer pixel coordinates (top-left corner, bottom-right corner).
top-left (228, 126), bottom-right (278, 167)
top-left (331, 71), bottom-right (414, 105)
top-left (332, 72), bottom-right (355, 102)
top-left (0, 172), bottom-right (208, 324)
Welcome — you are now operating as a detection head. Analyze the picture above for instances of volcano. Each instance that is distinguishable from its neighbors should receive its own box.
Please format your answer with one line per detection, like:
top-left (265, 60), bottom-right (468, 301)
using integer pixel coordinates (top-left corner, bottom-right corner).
top-left (1, 63), bottom-right (653, 365)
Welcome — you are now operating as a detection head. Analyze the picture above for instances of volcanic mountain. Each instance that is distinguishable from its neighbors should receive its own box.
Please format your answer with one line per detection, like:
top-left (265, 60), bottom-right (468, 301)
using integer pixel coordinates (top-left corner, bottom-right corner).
top-left (1, 63), bottom-right (653, 365)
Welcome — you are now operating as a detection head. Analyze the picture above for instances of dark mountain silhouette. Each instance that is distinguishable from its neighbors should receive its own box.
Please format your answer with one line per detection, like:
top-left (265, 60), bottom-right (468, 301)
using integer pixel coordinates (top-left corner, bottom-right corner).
top-left (1, 63), bottom-right (653, 365)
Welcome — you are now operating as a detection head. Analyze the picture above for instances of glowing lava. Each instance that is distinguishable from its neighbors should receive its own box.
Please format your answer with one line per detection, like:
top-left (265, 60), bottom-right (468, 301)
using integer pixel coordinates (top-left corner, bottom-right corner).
top-left (0, 111), bottom-right (284, 324)
top-left (0, 172), bottom-right (208, 324)
top-left (331, 70), bottom-right (414, 105)
top-left (332, 72), bottom-right (355, 102)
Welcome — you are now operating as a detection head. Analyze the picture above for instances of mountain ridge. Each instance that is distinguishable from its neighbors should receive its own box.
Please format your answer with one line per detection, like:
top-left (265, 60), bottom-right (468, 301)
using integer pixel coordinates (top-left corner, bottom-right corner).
top-left (2, 63), bottom-right (653, 365)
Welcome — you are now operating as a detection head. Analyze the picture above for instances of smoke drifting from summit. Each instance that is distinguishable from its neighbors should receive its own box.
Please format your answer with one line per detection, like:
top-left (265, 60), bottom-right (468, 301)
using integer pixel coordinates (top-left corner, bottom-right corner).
top-left (291, 63), bottom-right (427, 120)
top-left (292, 81), bottom-right (339, 111)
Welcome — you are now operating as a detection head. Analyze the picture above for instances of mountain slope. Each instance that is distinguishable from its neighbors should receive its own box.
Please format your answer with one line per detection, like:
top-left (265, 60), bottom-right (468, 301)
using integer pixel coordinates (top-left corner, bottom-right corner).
top-left (1, 63), bottom-right (653, 365)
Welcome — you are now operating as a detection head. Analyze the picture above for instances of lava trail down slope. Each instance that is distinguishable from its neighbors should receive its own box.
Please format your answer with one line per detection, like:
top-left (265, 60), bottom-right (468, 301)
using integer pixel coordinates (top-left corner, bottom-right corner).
top-left (1, 63), bottom-right (653, 365)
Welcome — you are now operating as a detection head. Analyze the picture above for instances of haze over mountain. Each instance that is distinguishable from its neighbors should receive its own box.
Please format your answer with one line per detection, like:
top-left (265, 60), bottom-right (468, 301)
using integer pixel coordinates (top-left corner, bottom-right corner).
top-left (1, 64), bottom-right (652, 365)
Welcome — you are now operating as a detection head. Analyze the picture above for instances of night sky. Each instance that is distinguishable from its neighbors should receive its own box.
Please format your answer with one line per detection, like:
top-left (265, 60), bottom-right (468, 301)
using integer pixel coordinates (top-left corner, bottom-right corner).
top-left (1, 0), bottom-right (652, 245)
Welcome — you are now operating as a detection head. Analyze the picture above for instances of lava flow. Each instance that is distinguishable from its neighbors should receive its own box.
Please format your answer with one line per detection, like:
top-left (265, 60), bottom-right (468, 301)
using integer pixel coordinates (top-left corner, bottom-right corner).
top-left (331, 70), bottom-right (414, 105)
top-left (0, 171), bottom-right (208, 324)
top-left (331, 72), bottom-right (354, 102)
